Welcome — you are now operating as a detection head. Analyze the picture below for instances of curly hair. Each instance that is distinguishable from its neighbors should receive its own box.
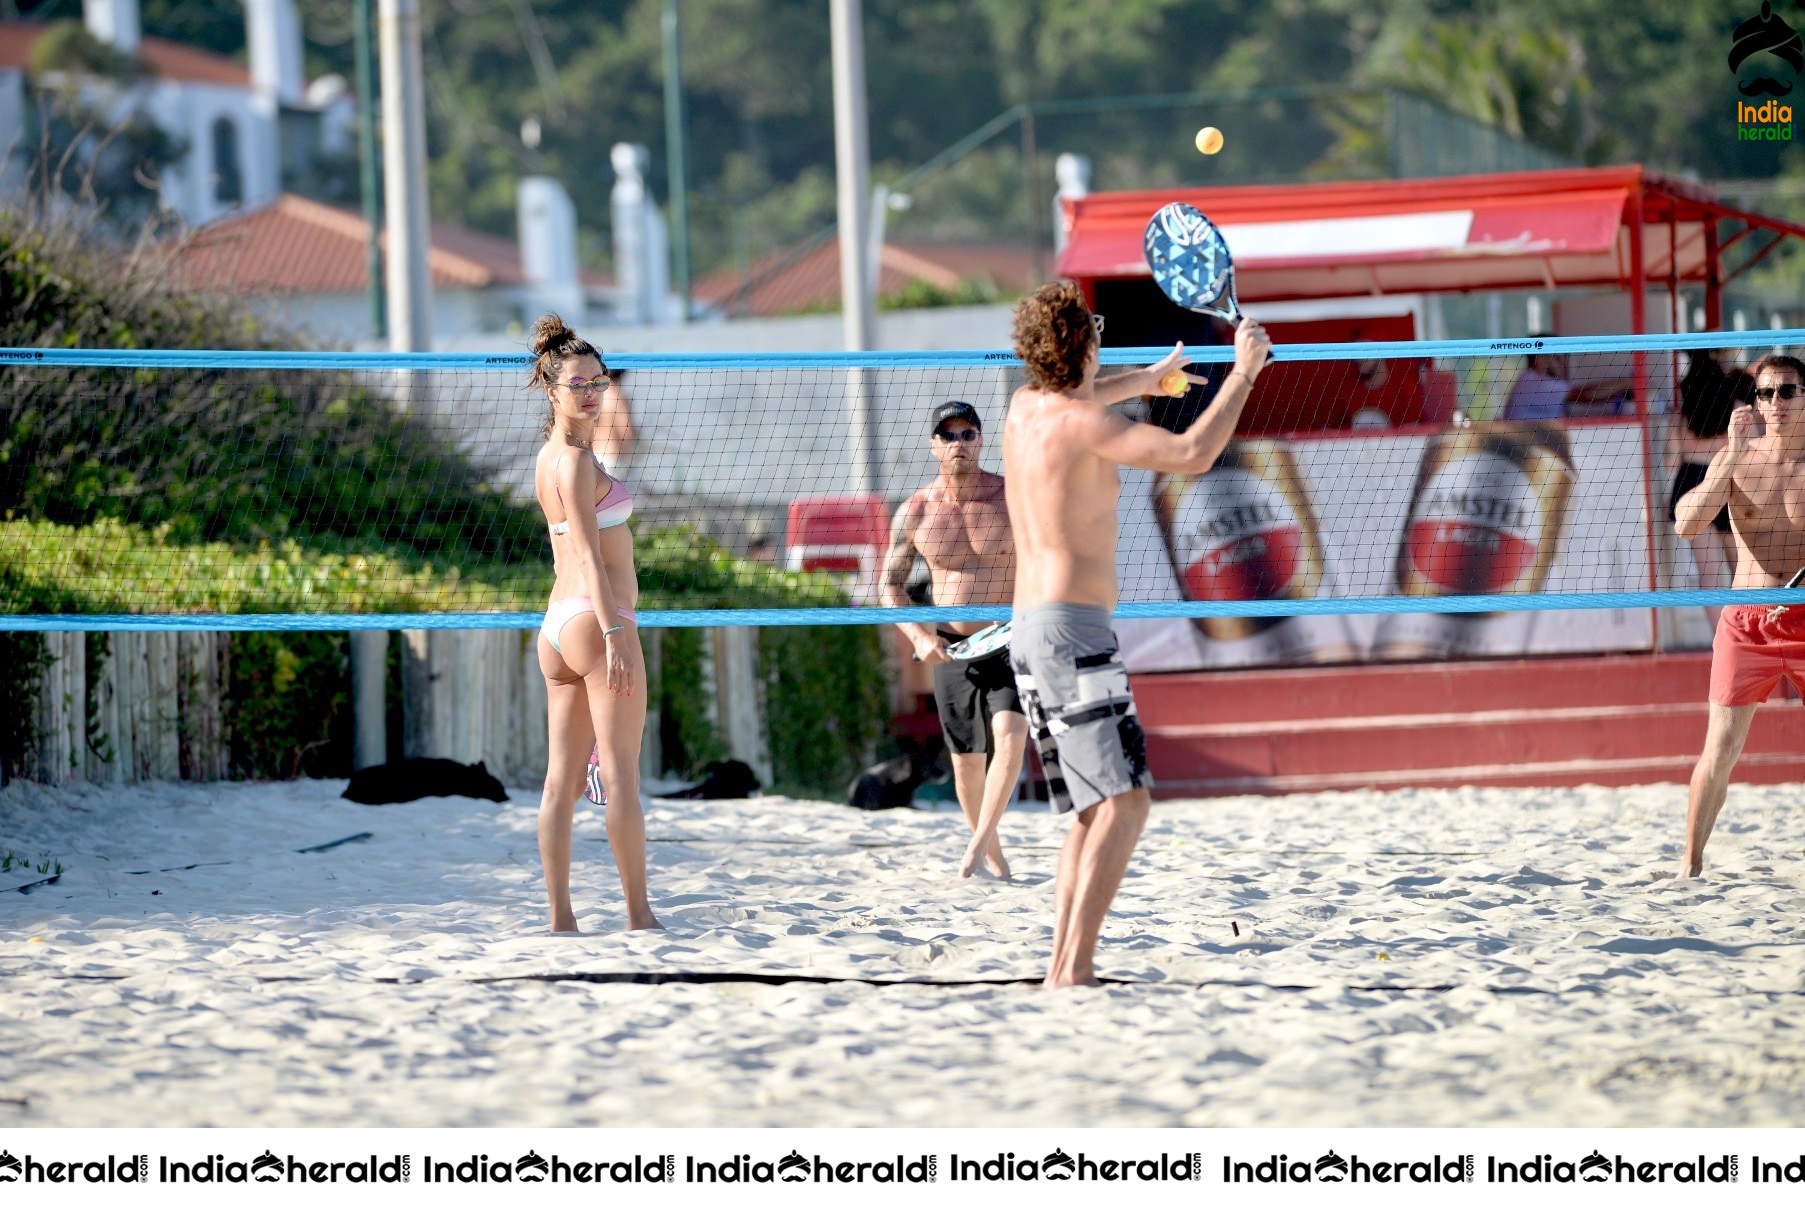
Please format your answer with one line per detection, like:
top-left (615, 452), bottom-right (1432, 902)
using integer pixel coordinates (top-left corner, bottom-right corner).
top-left (1753, 353), bottom-right (1805, 384)
top-left (525, 313), bottom-right (604, 436)
top-left (1011, 280), bottom-right (1096, 393)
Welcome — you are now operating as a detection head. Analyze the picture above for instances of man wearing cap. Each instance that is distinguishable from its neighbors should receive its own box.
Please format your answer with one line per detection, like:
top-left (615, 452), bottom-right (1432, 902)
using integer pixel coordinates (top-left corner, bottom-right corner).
top-left (882, 401), bottom-right (1025, 879)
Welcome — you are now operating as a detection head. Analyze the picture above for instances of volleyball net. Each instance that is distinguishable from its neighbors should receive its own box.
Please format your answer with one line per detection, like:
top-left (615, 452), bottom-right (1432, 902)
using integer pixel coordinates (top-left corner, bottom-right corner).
top-left (2, 330), bottom-right (1801, 663)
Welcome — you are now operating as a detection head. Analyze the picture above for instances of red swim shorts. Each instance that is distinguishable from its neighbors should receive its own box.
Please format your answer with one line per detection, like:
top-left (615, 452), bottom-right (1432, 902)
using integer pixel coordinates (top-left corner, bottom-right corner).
top-left (1709, 604), bottom-right (1805, 706)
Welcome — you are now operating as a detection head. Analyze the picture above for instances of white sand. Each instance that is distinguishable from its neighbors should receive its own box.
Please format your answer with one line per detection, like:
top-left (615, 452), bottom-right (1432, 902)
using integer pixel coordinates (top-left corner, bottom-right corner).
top-left (4, 776), bottom-right (1805, 1128)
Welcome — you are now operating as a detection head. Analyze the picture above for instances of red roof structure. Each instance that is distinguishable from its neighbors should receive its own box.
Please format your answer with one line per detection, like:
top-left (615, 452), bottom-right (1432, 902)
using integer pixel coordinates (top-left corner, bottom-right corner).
top-left (1057, 165), bottom-right (1805, 332)
top-left (165, 194), bottom-right (609, 295)
top-left (0, 22), bottom-right (251, 87)
top-left (694, 238), bottom-right (1037, 317)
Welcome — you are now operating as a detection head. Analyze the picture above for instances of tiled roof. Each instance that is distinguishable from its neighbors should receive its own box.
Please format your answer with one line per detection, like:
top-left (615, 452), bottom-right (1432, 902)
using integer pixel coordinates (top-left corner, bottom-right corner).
top-left (693, 237), bottom-right (1041, 317)
top-left (166, 194), bottom-right (609, 295)
top-left (0, 22), bottom-right (251, 87)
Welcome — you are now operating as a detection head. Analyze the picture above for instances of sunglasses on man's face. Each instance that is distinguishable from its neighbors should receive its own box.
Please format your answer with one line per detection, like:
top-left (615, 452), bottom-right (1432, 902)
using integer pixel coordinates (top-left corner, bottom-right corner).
top-left (1756, 383), bottom-right (1803, 402)
top-left (935, 427), bottom-right (980, 443)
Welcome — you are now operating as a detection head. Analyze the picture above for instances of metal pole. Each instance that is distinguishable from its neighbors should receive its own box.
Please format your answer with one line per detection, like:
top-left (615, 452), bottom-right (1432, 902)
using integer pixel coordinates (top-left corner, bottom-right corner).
top-left (662, 0), bottom-right (692, 321)
top-left (380, 0), bottom-right (435, 757)
top-left (380, 0), bottom-right (432, 355)
top-left (1628, 182), bottom-right (1662, 652)
top-left (1022, 106), bottom-right (1046, 284)
top-left (352, 0), bottom-right (389, 767)
top-left (830, 0), bottom-right (878, 497)
top-left (354, 0), bottom-right (384, 340)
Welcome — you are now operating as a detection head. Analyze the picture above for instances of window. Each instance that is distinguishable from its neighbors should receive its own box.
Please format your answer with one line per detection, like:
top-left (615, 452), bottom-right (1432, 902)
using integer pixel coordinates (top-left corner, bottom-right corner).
top-left (212, 116), bottom-right (241, 205)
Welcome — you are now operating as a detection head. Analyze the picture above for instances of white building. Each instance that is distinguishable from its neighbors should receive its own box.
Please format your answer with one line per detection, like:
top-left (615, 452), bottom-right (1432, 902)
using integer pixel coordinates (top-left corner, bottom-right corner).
top-left (1, 1), bottom-right (621, 346)
top-left (0, 0), bottom-right (351, 229)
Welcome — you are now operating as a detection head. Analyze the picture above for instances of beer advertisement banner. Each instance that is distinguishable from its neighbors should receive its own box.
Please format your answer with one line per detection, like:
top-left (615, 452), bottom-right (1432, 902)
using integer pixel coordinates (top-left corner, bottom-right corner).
top-left (1116, 422), bottom-right (1655, 673)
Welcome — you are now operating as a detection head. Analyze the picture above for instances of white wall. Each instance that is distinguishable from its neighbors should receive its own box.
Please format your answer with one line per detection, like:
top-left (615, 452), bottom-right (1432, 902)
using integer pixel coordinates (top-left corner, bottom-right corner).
top-left (236, 287), bottom-right (517, 348)
top-left (571, 303), bottom-right (1019, 356)
top-left (0, 72), bottom-right (24, 198)
top-left (157, 80), bottom-right (281, 223)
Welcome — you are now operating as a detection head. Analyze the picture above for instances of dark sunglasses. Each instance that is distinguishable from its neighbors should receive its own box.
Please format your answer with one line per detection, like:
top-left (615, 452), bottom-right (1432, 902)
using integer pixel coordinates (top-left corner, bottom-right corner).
top-left (935, 427), bottom-right (980, 443)
top-left (1756, 384), bottom-right (1802, 402)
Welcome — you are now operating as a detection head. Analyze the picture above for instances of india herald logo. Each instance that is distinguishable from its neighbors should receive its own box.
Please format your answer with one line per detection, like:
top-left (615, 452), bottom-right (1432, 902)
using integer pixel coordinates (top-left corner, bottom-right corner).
top-left (1730, 1), bottom-right (1801, 96)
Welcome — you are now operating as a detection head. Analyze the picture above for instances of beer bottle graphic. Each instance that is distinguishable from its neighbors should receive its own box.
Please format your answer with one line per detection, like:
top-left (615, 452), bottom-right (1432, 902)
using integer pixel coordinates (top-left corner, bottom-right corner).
top-left (1154, 439), bottom-right (1358, 664)
top-left (1370, 422), bottom-right (1577, 660)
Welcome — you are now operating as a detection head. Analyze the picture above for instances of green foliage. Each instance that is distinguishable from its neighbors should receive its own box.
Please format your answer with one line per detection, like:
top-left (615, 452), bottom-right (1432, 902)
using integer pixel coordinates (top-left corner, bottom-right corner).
top-left (229, 632), bottom-right (352, 780)
top-left (759, 623), bottom-right (890, 799)
top-left (0, 633), bottom-right (51, 782)
top-left (0, 220), bottom-right (544, 561)
top-left (652, 627), bottom-right (727, 779)
top-left (1, 517), bottom-right (888, 793)
top-left (53, 0), bottom-right (1786, 286)
top-left (27, 20), bottom-right (140, 81)
top-left (1, 849), bottom-right (63, 877)
top-left (17, 22), bottom-right (184, 225)
top-left (0, 518), bottom-right (540, 616)
top-left (879, 277), bottom-right (1008, 311)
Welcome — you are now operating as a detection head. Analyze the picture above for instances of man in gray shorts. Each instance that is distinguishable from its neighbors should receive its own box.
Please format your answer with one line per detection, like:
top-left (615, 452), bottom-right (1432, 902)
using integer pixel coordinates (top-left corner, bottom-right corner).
top-left (1002, 280), bottom-right (1270, 987)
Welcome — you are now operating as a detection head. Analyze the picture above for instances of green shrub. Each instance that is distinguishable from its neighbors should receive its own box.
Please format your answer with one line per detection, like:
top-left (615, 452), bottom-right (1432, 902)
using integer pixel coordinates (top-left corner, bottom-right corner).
top-left (2, 518), bottom-right (888, 794)
top-left (0, 213), bottom-right (887, 794)
top-left (0, 633), bottom-right (51, 782)
top-left (229, 632), bottom-right (352, 780)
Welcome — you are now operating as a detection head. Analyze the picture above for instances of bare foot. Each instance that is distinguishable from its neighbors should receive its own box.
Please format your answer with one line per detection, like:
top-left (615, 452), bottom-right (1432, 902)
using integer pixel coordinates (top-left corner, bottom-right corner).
top-left (1041, 969), bottom-right (1101, 989)
top-left (626, 912), bottom-right (665, 932)
top-left (959, 839), bottom-right (1011, 880)
top-left (1679, 858), bottom-right (1704, 879)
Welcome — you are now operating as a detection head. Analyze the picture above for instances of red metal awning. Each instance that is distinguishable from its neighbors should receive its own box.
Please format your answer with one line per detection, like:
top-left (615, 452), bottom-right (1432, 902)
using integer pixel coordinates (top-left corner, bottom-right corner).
top-left (1056, 166), bottom-right (1805, 304)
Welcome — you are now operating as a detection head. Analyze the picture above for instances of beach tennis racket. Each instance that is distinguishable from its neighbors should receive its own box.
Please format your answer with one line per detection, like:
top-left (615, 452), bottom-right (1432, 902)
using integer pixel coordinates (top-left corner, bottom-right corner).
top-left (583, 742), bottom-right (605, 806)
top-left (1144, 202), bottom-right (1245, 322)
top-left (912, 622), bottom-right (1014, 662)
top-left (1143, 202), bottom-right (1274, 368)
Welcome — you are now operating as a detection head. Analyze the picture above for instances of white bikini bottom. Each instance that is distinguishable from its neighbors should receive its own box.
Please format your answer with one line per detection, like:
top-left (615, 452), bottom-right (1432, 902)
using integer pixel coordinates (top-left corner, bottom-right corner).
top-left (541, 600), bottom-right (636, 654)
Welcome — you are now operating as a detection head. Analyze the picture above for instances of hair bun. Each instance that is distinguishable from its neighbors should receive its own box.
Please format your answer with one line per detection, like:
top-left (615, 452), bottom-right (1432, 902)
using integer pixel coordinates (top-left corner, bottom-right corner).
top-left (531, 313), bottom-right (573, 357)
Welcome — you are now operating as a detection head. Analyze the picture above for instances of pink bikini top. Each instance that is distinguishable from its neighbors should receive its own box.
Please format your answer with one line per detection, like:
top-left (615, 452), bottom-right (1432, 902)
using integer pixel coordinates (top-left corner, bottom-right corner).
top-left (550, 455), bottom-right (634, 535)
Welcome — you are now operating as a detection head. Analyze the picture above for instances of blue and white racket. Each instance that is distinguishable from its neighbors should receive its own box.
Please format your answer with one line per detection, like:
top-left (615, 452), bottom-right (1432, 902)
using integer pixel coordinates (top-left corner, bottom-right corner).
top-left (1143, 201), bottom-right (1246, 325)
top-left (913, 621), bottom-right (1014, 662)
top-left (949, 621), bottom-right (1012, 660)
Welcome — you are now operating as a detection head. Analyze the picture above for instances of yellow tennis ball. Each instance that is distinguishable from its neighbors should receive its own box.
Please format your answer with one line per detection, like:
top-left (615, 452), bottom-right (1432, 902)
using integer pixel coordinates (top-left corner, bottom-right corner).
top-left (1195, 126), bottom-right (1224, 155)
top-left (1160, 368), bottom-right (1189, 396)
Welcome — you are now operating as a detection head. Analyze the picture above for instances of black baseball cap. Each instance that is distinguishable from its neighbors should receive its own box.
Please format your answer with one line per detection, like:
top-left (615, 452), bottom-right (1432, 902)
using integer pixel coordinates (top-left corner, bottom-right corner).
top-left (931, 401), bottom-right (981, 435)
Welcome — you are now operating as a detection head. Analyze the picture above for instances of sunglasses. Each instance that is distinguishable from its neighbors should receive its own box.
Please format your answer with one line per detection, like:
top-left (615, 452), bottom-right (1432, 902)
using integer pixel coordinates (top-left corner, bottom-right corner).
top-left (1091, 313), bottom-right (1106, 337)
top-left (935, 427), bottom-right (980, 443)
top-left (559, 376), bottom-right (610, 396)
top-left (1756, 384), bottom-right (1802, 402)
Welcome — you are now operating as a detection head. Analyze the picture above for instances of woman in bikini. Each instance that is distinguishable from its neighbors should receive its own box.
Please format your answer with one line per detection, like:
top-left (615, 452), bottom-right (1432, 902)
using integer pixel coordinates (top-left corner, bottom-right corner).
top-left (528, 313), bottom-right (661, 933)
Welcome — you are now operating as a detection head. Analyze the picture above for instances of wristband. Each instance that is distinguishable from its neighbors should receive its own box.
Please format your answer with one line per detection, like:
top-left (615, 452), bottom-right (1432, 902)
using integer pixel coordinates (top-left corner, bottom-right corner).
top-left (602, 624), bottom-right (625, 638)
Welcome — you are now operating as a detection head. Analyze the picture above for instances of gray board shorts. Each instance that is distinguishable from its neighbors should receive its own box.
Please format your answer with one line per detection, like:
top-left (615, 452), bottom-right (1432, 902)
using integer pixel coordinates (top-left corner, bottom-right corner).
top-left (1009, 603), bottom-right (1151, 814)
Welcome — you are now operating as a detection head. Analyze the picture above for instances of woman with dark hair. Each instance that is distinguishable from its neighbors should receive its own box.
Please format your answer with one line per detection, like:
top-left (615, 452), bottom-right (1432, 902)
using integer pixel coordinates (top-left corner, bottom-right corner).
top-left (527, 313), bottom-right (660, 933)
top-left (1670, 349), bottom-right (1740, 627)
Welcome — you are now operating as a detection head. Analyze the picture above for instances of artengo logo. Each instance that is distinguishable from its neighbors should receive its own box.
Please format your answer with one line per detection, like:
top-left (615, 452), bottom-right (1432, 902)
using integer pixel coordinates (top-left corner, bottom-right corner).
top-left (1487, 340), bottom-right (1544, 352)
top-left (0, 350), bottom-right (46, 361)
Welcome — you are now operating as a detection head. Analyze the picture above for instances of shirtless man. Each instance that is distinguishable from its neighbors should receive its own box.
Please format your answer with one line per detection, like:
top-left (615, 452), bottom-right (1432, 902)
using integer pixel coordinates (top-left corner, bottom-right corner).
top-left (1003, 280), bottom-right (1270, 987)
top-left (1675, 353), bottom-right (1805, 878)
top-left (884, 401), bottom-right (1024, 879)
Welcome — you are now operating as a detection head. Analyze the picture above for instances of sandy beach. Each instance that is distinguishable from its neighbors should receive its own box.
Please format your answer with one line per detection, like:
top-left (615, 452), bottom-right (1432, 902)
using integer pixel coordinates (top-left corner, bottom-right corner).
top-left (4, 775), bottom-right (1805, 1128)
